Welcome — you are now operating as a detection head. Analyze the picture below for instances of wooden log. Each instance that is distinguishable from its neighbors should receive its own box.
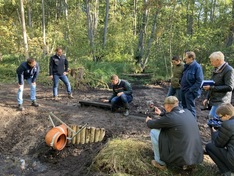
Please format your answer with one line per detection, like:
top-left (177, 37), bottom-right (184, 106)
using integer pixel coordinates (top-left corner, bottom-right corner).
top-left (71, 125), bottom-right (77, 144)
top-left (94, 128), bottom-right (101, 143)
top-left (85, 127), bottom-right (91, 144)
top-left (80, 127), bottom-right (86, 144)
top-left (90, 127), bottom-right (96, 143)
top-left (76, 125), bottom-right (82, 144)
top-left (79, 100), bottom-right (111, 110)
top-left (99, 128), bottom-right (105, 142)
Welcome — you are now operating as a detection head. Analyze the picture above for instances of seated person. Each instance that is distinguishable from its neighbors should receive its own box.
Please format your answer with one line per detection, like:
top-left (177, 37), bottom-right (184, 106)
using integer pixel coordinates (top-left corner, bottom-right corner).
top-left (205, 103), bottom-right (234, 176)
top-left (146, 96), bottom-right (203, 170)
top-left (102, 74), bottom-right (133, 116)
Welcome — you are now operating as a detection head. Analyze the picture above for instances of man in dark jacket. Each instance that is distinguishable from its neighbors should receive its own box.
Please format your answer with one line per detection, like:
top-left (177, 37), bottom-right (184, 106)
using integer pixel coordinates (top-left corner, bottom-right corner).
top-left (16, 58), bottom-right (40, 111)
top-left (206, 103), bottom-right (234, 176)
top-left (180, 51), bottom-right (204, 117)
top-left (102, 74), bottom-right (133, 116)
top-left (202, 51), bottom-right (234, 127)
top-left (49, 47), bottom-right (73, 100)
top-left (146, 96), bottom-right (203, 170)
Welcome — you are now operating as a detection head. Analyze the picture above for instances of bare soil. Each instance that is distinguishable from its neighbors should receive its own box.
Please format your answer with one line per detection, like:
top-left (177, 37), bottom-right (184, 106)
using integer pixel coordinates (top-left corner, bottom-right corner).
top-left (0, 82), bottom-right (219, 176)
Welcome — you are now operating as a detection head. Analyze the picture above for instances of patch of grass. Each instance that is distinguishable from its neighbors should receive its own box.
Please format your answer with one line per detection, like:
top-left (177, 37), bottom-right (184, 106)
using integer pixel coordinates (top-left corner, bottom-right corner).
top-left (90, 138), bottom-right (219, 176)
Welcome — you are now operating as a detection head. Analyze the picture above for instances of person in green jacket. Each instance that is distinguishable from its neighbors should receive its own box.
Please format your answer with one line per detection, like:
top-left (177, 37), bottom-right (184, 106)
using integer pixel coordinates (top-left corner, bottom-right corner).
top-left (167, 56), bottom-right (184, 107)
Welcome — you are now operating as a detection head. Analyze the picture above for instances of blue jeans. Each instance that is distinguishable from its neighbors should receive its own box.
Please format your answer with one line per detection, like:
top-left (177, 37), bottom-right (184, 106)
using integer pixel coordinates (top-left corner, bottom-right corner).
top-left (209, 106), bottom-right (218, 119)
top-left (110, 94), bottom-right (133, 110)
top-left (150, 129), bottom-right (166, 166)
top-left (53, 74), bottom-right (72, 96)
top-left (181, 90), bottom-right (197, 117)
top-left (167, 86), bottom-right (182, 108)
top-left (17, 78), bottom-right (36, 105)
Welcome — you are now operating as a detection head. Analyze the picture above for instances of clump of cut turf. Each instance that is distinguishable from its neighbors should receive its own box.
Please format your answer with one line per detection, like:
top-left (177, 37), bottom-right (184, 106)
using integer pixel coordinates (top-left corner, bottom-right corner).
top-left (90, 138), bottom-right (160, 175)
top-left (90, 138), bottom-right (219, 176)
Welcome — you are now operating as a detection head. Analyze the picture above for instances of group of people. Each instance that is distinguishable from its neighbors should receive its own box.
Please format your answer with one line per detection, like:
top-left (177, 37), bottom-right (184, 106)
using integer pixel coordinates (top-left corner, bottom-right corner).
top-left (146, 51), bottom-right (234, 176)
top-left (16, 47), bottom-right (73, 111)
top-left (17, 49), bottom-right (234, 175)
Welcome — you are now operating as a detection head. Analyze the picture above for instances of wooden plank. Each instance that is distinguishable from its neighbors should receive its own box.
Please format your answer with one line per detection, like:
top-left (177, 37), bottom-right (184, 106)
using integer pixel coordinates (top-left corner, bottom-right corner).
top-left (79, 100), bottom-right (111, 109)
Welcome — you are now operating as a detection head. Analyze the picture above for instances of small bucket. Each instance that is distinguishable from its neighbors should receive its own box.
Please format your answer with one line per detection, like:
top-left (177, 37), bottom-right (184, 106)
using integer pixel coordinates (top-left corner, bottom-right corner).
top-left (45, 124), bottom-right (68, 150)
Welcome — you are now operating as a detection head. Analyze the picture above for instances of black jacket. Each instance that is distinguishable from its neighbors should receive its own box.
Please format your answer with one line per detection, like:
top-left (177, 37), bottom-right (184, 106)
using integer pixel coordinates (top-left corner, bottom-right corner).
top-left (16, 62), bottom-right (39, 85)
top-left (212, 117), bottom-right (234, 167)
top-left (147, 107), bottom-right (203, 166)
top-left (206, 62), bottom-right (234, 106)
top-left (49, 54), bottom-right (68, 76)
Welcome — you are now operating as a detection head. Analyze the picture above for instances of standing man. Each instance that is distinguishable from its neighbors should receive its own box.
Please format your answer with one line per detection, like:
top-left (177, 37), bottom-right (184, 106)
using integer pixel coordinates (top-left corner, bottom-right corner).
top-left (202, 51), bottom-right (234, 126)
top-left (49, 47), bottom-right (73, 100)
top-left (146, 96), bottom-right (203, 170)
top-left (16, 58), bottom-right (40, 111)
top-left (167, 56), bottom-right (184, 107)
top-left (102, 74), bottom-right (133, 116)
top-left (180, 51), bottom-right (204, 117)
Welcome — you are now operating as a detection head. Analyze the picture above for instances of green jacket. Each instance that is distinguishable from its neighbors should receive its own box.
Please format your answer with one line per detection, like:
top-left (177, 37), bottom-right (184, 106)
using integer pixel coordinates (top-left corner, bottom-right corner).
top-left (171, 62), bottom-right (184, 88)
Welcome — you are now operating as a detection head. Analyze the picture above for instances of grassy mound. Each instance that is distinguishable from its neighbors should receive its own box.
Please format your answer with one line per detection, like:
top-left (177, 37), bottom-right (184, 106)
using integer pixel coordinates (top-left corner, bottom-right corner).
top-left (91, 138), bottom-right (165, 175)
top-left (90, 138), bottom-right (219, 176)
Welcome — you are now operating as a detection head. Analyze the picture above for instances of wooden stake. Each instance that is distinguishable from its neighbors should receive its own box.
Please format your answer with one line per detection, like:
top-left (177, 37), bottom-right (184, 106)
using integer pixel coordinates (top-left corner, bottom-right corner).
top-left (90, 127), bottom-right (95, 143)
top-left (94, 128), bottom-right (101, 143)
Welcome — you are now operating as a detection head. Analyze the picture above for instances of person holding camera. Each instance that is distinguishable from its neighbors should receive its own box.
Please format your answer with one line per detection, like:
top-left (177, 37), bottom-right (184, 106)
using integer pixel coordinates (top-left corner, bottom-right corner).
top-left (205, 103), bottom-right (234, 176)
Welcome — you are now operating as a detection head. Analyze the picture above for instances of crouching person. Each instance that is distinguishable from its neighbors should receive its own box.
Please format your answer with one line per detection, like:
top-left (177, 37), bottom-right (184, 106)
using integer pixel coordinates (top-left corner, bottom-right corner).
top-left (146, 96), bottom-right (203, 170)
top-left (205, 103), bottom-right (234, 176)
top-left (102, 74), bottom-right (133, 116)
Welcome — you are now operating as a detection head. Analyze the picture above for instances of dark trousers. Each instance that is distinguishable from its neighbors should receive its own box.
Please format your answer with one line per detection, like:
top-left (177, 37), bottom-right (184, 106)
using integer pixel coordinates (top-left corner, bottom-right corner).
top-left (206, 142), bottom-right (234, 173)
top-left (181, 90), bottom-right (196, 117)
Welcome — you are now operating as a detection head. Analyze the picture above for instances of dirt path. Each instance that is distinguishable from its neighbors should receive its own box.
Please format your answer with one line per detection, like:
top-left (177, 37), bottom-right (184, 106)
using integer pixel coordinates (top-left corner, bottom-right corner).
top-left (0, 83), bottom-right (215, 175)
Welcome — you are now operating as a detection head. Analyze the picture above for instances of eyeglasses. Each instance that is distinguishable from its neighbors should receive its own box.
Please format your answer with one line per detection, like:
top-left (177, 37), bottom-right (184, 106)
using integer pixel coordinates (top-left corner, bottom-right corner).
top-left (218, 114), bottom-right (224, 118)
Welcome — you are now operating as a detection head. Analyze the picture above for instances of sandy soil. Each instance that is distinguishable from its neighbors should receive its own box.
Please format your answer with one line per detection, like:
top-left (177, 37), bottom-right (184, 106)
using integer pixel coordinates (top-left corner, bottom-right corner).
top-left (0, 82), bottom-right (218, 175)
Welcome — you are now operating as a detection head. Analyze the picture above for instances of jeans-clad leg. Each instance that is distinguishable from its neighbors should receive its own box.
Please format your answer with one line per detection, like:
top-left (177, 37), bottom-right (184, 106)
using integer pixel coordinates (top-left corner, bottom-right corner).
top-left (60, 75), bottom-right (72, 94)
top-left (17, 84), bottom-right (24, 105)
top-left (166, 86), bottom-right (176, 97)
top-left (150, 129), bottom-right (166, 166)
top-left (53, 75), bottom-right (60, 96)
top-left (209, 106), bottom-right (219, 119)
top-left (26, 78), bottom-right (36, 101)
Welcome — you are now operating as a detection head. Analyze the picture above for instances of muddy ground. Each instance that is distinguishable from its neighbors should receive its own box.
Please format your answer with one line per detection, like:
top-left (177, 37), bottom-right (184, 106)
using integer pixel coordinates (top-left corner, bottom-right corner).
top-left (0, 82), bottom-right (223, 176)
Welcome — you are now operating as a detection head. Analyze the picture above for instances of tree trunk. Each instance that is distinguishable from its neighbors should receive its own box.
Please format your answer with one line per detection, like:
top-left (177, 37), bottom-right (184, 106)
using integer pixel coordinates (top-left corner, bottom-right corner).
top-left (186, 0), bottom-right (195, 36)
top-left (42, 0), bottom-right (47, 56)
top-left (225, 1), bottom-right (234, 47)
top-left (20, 0), bottom-right (29, 59)
top-left (103, 0), bottom-right (109, 47)
top-left (135, 0), bottom-right (148, 65)
top-left (27, 0), bottom-right (32, 27)
top-left (142, 9), bottom-right (159, 71)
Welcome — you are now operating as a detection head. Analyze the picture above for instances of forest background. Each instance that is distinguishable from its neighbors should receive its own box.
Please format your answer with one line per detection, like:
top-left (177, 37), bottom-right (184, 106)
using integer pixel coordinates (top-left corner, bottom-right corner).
top-left (0, 0), bottom-right (234, 87)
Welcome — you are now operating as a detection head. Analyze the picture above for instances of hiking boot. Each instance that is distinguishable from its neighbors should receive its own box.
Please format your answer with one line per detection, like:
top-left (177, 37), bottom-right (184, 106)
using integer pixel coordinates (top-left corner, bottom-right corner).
top-left (123, 109), bottom-right (129, 116)
top-left (31, 100), bottom-right (39, 107)
top-left (18, 104), bottom-right (25, 111)
top-left (68, 93), bottom-right (74, 99)
top-left (151, 160), bottom-right (166, 170)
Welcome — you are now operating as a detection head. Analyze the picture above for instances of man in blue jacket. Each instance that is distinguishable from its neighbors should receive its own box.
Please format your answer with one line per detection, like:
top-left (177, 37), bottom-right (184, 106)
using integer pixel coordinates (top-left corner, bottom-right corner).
top-left (16, 58), bottom-right (40, 111)
top-left (180, 51), bottom-right (204, 117)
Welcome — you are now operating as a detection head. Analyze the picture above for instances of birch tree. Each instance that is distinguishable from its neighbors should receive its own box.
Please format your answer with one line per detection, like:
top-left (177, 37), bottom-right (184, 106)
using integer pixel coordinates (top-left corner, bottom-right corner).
top-left (20, 0), bottom-right (29, 59)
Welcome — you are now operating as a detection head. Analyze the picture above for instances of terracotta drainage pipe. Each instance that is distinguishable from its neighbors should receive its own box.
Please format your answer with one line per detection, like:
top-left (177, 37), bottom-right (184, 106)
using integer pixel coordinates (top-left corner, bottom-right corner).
top-left (45, 124), bottom-right (68, 150)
